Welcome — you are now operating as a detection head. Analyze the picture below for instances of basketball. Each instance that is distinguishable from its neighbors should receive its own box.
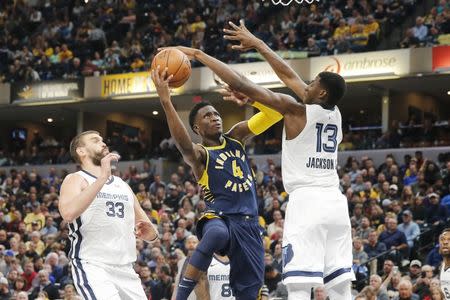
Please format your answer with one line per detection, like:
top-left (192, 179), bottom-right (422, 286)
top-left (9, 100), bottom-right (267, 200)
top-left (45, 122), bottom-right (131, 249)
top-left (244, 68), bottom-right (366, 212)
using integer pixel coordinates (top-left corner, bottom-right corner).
top-left (151, 48), bottom-right (191, 88)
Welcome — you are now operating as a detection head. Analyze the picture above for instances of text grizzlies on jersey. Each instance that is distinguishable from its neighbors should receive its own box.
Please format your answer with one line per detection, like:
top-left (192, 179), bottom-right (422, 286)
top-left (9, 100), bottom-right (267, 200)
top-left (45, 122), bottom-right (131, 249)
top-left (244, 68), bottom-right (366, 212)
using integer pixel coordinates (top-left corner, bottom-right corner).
top-left (305, 157), bottom-right (337, 170)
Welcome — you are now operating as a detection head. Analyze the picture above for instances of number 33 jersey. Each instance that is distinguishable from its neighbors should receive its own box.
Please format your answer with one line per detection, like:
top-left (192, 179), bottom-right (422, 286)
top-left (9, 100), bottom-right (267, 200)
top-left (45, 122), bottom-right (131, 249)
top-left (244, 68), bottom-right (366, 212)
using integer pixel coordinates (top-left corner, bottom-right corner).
top-left (68, 170), bottom-right (136, 265)
top-left (282, 104), bottom-right (342, 193)
top-left (198, 135), bottom-right (258, 217)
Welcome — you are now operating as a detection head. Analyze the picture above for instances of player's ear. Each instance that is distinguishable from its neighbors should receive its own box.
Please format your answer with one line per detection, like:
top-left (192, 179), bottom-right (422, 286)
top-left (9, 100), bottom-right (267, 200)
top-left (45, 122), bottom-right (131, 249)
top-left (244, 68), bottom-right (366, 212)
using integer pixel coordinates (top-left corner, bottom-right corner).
top-left (319, 88), bottom-right (327, 100)
top-left (193, 124), bottom-right (199, 135)
top-left (76, 146), bottom-right (85, 158)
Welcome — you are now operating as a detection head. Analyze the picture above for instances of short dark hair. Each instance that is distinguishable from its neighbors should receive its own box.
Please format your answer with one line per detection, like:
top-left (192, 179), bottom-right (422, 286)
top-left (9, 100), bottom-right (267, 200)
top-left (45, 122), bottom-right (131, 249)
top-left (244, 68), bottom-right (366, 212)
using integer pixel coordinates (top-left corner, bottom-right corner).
top-left (318, 71), bottom-right (346, 107)
top-left (188, 101), bottom-right (212, 132)
top-left (440, 228), bottom-right (450, 239)
top-left (69, 130), bottom-right (99, 164)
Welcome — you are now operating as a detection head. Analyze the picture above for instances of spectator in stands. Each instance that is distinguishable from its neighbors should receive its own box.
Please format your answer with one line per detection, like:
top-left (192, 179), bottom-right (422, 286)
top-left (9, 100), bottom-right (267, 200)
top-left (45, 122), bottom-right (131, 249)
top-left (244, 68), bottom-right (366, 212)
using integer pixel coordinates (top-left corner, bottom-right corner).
top-left (357, 217), bottom-right (372, 244)
top-left (370, 274), bottom-right (389, 300)
top-left (412, 17), bottom-right (428, 42)
top-left (400, 29), bottom-right (421, 48)
top-left (397, 279), bottom-right (420, 300)
top-left (30, 269), bottom-right (59, 299)
top-left (379, 217), bottom-right (408, 260)
top-left (406, 260), bottom-right (422, 285)
top-left (398, 210), bottom-right (420, 249)
top-left (366, 230), bottom-right (387, 259)
top-left (425, 193), bottom-right (448, 225)
top-left (412, 264), bottom-right (434, 299)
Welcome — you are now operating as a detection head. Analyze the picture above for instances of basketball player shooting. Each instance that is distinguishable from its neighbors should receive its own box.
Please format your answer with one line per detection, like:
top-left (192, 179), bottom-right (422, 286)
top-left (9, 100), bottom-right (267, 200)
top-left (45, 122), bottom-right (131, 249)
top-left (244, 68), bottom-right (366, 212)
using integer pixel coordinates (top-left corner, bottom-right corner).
top-left (151, 65), bottom-right (282, 300)
top-left (59, 131), bottom-right (158, 300)
top-left (172, 19), bottom-right (353, 298)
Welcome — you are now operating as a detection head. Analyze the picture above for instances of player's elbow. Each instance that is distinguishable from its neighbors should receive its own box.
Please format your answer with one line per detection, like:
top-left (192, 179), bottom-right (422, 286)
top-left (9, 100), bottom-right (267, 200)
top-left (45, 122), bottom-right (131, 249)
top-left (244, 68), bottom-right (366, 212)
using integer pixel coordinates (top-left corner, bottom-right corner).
top-left (60, 212), bottom-right (75, 223)
top-left (59, 202), bottom-right (76, 223)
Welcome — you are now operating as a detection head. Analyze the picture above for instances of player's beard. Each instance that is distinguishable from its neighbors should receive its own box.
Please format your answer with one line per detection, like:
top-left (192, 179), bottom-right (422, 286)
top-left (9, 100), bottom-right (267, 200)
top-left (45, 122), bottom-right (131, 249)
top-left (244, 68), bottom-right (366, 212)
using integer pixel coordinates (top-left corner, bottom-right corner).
top-left (91, 148), bottom-right (108, 166)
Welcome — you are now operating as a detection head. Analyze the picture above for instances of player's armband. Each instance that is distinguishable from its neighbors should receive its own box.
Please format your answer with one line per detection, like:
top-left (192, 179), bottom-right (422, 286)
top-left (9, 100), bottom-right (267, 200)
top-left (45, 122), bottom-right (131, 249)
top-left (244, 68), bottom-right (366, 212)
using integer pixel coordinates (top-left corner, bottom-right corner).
top-left (248, 101), bottom-right (283, 135)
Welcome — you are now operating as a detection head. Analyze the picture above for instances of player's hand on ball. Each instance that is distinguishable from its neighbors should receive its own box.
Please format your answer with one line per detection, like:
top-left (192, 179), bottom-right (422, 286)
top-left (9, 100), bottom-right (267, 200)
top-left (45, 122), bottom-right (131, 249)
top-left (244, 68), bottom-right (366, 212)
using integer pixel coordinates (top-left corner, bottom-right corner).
top-left (224, 19), bottom-right (259, 51)
top-left (135, 220), bottom-right (159, 242)
top-left (219, 86), bottom-right (252, 107)
top-left (158, 46), bottom-right (199, 60)
top-left (151, 65), bottom-right (173, 102)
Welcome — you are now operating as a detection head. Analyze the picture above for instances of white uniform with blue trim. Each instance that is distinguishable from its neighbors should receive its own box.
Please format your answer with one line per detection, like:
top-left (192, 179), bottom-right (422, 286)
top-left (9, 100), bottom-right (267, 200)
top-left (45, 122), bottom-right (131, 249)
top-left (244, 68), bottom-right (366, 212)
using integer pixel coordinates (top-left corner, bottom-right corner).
top-left (281, 104), bottom-right (354, 288)
top-left (207, 256), bottom-right (235, 300)
top-left (69, 170), bottom-right (146, 300)
top-left (440, 263), bottom-right (450, 299)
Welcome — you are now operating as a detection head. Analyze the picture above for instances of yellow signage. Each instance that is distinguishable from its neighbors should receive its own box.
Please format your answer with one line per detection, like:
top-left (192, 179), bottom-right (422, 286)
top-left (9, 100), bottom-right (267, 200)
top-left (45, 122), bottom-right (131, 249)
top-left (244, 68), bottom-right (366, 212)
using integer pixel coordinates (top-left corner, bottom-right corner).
top-left (101, 72), bottom-right (153, 97)
top-left (101, 72), bottom-right (185, 98)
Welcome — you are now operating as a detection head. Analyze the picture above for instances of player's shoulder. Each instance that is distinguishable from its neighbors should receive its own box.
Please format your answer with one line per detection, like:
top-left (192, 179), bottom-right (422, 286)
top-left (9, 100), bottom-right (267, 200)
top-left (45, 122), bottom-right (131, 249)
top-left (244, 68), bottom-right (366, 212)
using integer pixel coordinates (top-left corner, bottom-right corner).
top-left (62, 172), bottom-right (85, 183)
top-left (61, 172), bottom-right (89, 190)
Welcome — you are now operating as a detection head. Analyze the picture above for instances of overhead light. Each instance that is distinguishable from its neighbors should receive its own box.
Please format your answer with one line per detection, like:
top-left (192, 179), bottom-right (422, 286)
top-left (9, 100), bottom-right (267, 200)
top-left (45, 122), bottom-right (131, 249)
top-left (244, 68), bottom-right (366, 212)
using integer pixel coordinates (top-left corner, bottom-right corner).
top-left (47, 118), bottom-right (53, 123)
top-left (447, 91), bottom-right (450, 95)
top-left (152, 111), bottom-right (159, 116)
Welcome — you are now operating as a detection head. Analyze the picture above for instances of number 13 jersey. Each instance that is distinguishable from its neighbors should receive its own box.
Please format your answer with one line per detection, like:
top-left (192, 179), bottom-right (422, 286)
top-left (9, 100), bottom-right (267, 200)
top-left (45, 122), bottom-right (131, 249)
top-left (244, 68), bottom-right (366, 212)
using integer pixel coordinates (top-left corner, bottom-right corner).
top-left (68, 170), bottom-right (136, 265)
top-left (282, 104), bottom-right (342, 193)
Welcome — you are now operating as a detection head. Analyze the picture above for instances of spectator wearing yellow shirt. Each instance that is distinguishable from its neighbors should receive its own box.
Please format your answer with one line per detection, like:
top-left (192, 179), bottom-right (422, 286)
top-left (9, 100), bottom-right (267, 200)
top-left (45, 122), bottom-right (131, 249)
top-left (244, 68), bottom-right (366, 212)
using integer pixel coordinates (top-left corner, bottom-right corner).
top-left (365, 15), bottom-right (380, 37)
top-left (25, 231), bottom-right (45, 256)
top-left (351, 17), bottom-right (364, 35)
top-left (58, 44), bottom-right (73, 63)
top-left (24, 203), bottom-right (45, 231)
top-left (189, 15), bottom-right (206, 33)
top-left (334, 19), bottom-right (350, 39)
top-left (351, 24), bottom-right (369, 52)
top-left (142, 199), bottom-right (160, 224)
top-left (131, 57), bottom-right (144, 71)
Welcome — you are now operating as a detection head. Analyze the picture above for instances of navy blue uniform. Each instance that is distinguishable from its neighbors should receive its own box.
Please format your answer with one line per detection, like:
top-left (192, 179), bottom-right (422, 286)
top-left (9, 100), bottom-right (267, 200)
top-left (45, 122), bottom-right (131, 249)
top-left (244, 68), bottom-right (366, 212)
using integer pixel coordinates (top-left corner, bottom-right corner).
top-left (197, 135), bottom-right (264, 299)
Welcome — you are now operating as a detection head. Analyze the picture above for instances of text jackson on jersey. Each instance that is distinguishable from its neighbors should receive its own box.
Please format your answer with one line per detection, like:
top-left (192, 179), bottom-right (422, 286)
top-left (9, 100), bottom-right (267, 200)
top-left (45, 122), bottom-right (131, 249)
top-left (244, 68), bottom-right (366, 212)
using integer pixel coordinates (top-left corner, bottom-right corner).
top-left (306, 157), bottom-right (338, 170)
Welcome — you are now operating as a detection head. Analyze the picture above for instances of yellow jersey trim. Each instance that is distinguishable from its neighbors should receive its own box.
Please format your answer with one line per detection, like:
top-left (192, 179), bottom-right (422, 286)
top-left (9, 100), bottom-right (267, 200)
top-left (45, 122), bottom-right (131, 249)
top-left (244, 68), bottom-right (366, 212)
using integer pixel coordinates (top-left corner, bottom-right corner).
top-left (225, 135), bottom-right (245, 150)
top-left (204, 137), bottom-right (226, 150)
top-left (197, 144), bottom-right (210, 190)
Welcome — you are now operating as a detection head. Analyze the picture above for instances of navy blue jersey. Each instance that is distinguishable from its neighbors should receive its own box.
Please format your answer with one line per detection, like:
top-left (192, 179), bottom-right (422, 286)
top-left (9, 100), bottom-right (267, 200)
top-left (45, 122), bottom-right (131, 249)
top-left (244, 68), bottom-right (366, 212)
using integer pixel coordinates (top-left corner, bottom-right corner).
top-left (198, 135), bottom-right (258, 216)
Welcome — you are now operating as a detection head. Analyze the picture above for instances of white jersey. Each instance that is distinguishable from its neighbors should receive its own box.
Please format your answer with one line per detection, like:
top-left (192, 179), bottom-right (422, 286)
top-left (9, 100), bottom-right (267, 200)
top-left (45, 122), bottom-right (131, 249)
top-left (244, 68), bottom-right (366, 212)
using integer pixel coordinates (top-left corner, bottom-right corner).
top-left (208, 257), bottom-right (235, 300)
top-left (282, 104), bottom-right (342, 193)
top-left (68, 170), bottom-right (136, 265)
top-left (441, 262), bottom-right (450, 299)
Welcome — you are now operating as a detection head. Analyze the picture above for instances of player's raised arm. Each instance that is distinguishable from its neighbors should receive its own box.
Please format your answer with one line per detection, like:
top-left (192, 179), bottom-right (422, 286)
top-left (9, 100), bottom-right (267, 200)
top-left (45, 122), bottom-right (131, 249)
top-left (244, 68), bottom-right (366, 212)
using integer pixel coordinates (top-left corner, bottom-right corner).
top-left (224, 20), bottom-right (307, 101)
top-left (59, 152), bottom-right (120, 222)
top-left (151, 66), bottom-right (205, 175)
top-left (169, 46), bottom-right (303, 117)
top-left (220, 86), bottom-right (283, 143)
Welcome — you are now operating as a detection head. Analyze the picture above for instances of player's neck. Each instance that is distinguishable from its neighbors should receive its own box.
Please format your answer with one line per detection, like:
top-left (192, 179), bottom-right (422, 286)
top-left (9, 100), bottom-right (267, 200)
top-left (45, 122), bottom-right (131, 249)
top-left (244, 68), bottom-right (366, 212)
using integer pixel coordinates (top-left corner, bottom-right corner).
top-left (202, 135), bottom-right (224, 148)
top-left (444, 257), bottom-right (450, 269)
top-left (80, 161), bottom-right (102, 177)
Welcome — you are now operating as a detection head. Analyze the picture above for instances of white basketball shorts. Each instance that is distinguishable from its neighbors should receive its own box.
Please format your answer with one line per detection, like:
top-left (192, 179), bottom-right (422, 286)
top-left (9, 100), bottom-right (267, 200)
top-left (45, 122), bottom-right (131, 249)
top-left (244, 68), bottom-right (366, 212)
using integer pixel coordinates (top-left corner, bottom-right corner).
top-left (71, 259), bottom-right (147, 300)
top-left (282, 187), bottom-right (355, 288)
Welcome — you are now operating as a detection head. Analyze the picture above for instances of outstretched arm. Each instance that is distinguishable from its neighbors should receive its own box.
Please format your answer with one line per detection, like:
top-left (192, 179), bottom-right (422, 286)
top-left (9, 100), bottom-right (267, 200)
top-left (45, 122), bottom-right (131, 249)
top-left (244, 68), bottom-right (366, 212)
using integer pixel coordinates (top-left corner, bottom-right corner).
top-left (221, 87), bottom-right (283, 143)
top-left (224, 20), bottom-right (307, 101)
top-left (151, 66), bottom-right (205, 177)
top-left (166, 46), bottom-right (303, 116)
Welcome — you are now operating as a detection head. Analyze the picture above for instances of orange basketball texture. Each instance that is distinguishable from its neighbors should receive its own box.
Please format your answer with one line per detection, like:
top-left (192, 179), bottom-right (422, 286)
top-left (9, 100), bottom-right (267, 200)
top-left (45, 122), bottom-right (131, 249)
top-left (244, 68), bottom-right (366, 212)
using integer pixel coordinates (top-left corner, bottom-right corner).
top-left (151, 48), bottom-right (191, 88)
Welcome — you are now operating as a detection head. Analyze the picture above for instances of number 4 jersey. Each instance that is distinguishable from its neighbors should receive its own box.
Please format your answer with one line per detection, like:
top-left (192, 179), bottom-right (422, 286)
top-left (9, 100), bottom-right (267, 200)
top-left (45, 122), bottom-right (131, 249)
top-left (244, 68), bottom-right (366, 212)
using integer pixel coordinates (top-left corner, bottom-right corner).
top-left (197, 135), bottom-right (258, 216)
top-left (282, 104), bottom-right (342, 193)
top-left (68, 170), bottom-right (136, 265)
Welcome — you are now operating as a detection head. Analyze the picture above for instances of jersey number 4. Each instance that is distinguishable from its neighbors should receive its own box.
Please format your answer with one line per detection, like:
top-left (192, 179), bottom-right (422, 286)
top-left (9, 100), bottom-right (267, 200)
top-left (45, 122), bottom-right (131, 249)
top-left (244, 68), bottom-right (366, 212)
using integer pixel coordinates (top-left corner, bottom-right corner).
top-left (232, 160), bottom-right (244, 179)
top-left (105, 201), bottom-right (124, 218)
top-left (315, 123), bottom-right (338, 153)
